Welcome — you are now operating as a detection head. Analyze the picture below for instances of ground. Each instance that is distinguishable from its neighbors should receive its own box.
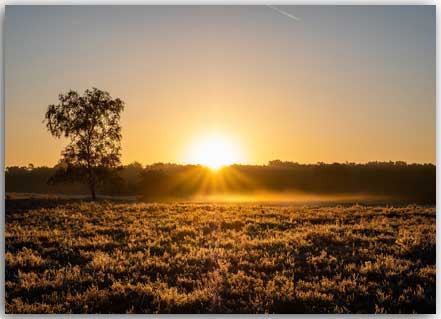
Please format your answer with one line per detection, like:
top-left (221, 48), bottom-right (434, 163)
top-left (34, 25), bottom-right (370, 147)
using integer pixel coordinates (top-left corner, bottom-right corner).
top-left (5, 199), bottom-right (436, 313)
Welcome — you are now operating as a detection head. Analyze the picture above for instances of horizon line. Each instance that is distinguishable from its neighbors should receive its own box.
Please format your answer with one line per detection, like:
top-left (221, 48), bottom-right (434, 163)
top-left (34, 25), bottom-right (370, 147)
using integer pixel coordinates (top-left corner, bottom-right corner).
top-left (5, 159), bottom-right (437, 169)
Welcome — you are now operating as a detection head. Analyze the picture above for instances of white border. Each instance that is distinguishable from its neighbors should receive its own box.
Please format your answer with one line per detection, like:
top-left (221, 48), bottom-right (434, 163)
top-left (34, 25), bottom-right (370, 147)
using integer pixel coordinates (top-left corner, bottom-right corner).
top-left (2, 0), bottom-right (440, 4)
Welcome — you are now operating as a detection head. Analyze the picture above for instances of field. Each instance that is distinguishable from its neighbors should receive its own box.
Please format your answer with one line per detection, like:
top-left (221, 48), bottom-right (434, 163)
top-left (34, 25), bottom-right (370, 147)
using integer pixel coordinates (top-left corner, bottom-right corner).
top-left (5, 200), bottom-right (436, 313)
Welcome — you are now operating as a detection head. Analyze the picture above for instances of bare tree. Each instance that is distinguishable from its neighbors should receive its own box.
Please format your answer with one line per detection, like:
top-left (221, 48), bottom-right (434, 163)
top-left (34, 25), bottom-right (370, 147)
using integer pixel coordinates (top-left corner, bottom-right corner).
top-left (44, 88), bottom-right (125, 200)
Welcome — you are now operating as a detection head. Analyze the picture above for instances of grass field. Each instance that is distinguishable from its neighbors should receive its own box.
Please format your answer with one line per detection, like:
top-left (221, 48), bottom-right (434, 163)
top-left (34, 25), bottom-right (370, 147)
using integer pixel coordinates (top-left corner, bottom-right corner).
top-left (5, 200), bottom-right (436, 313)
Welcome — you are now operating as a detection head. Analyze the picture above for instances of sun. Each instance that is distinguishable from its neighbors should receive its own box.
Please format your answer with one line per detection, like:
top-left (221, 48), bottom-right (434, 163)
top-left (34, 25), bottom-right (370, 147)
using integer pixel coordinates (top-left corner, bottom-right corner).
top-left (187, 135), bottom-right (242, 170)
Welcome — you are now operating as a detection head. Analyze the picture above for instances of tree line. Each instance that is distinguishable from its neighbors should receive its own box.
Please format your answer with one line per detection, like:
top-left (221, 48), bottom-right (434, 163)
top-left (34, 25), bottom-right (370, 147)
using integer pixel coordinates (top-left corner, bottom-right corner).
top-left (6, 87), bottom-right (434, 203)
top-left (5, 161), bottom-right (436, 203)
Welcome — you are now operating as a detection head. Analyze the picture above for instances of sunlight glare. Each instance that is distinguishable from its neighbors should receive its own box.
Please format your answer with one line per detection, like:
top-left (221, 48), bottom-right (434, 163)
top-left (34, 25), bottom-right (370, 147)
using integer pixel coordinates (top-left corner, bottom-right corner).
top-left (187, 135), bottom-right (242, 170)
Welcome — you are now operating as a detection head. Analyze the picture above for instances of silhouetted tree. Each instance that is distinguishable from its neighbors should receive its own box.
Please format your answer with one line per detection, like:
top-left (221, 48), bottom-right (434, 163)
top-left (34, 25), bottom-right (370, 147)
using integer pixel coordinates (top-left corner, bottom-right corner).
top-left (44, 88), bottom-right (125, 200)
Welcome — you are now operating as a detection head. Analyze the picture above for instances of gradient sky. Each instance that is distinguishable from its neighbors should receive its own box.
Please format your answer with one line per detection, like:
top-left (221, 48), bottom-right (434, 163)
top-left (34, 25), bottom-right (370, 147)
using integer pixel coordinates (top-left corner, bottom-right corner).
top-left (5, 5), bottom-right (435, 167)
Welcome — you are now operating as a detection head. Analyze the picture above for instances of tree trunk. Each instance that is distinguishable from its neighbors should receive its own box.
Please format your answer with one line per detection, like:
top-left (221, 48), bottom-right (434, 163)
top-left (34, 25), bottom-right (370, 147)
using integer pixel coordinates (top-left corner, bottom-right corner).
top-left (89, 180), bottom-right (96, 200)
top-left (91, 185), bottom-right (96, 201)
top-left (88, 165), bottom-right (96, 201)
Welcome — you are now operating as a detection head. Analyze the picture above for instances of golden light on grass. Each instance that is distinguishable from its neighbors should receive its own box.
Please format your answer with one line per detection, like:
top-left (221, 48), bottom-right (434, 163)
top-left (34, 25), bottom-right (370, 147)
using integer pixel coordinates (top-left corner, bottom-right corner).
top-left (186, 134), bottom-right (243, 170)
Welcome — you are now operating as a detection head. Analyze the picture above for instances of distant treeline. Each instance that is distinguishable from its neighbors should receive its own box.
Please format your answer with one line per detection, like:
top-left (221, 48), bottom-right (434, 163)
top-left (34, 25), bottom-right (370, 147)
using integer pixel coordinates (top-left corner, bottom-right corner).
top-left (5, 161), bottom-right (436, 203)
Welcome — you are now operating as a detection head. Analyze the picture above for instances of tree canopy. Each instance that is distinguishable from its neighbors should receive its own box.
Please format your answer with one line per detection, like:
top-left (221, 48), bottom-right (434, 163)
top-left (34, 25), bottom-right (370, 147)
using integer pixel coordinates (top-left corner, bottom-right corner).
top-left (44, 88), bottom-right (125, 199)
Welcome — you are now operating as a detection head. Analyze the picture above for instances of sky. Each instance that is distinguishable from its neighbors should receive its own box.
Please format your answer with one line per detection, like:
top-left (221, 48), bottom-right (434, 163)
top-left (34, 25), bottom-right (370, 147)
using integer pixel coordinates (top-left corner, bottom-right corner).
top-left (5, 5), bottom-right (436, 167)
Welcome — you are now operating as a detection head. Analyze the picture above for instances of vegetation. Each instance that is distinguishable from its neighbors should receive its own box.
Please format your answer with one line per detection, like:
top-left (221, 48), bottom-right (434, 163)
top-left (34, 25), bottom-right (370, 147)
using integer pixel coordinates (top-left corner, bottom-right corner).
top-left (44, 88), bottom-right (125, 200)
top-left (6, 200), bottom-right (435, 313)
top-left (5, 161), bottom-right (436, 203)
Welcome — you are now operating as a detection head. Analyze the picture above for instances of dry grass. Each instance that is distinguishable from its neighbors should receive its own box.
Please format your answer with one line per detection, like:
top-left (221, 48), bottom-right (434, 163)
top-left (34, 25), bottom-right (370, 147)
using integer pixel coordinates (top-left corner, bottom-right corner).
top-left (5, 201), bottom-right (435, 313)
